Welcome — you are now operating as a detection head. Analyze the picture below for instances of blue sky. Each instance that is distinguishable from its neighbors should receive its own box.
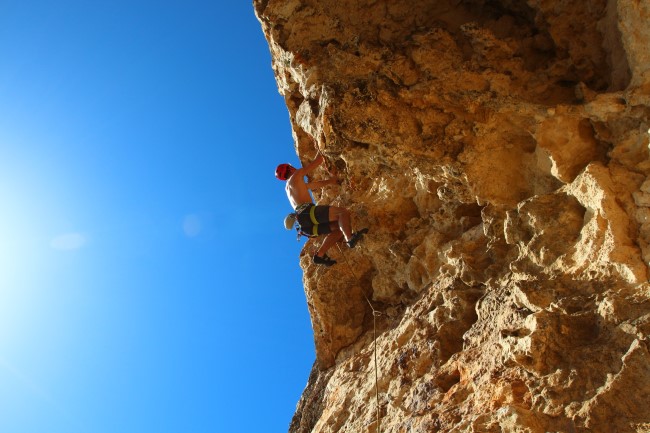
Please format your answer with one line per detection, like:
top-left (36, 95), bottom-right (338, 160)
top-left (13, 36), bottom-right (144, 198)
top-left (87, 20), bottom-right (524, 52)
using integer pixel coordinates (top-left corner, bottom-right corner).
top-left (0, 2), bottom-right (313, 432)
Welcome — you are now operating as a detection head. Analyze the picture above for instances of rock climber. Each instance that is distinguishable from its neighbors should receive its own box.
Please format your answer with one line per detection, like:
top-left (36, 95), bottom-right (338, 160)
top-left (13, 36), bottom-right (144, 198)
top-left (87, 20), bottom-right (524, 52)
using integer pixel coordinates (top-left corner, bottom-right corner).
top-left (276, 152), bottom-right (367, 267)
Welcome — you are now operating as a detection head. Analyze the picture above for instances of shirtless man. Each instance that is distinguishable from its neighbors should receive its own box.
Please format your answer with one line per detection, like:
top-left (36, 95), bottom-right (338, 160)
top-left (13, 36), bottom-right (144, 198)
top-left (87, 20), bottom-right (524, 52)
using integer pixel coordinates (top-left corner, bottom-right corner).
top-left (276, 153), bottom-right (366, 266)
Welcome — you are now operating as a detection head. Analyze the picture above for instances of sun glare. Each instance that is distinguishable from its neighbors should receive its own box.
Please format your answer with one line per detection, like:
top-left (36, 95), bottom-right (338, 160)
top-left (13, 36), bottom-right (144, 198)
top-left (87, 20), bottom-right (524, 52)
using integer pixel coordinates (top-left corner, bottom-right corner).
top-left (0, 208), bottom-right (39, 289)
top-left (0, 175), bottom-right (64, 345)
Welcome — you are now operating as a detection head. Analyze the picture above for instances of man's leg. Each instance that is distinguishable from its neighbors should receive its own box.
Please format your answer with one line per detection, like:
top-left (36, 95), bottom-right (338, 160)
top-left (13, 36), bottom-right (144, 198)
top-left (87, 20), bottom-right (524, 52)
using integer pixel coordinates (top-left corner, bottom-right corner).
top-left (328, 206), bottom-right (353, 241)
top-left (315, 225), bottom-right (343, 258)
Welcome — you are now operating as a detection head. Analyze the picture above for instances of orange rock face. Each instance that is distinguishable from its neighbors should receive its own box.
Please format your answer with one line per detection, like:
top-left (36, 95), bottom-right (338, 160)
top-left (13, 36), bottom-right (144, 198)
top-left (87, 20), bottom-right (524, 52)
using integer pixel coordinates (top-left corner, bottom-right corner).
top-left (255, 0), bottom-right (650, 432)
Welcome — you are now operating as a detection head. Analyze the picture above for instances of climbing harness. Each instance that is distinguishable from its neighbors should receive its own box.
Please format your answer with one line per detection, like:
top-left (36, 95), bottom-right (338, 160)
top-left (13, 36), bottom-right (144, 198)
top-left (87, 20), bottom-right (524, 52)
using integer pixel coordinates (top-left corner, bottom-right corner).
top-left (336, 244), bottom-right (382, 433)
top-left (285, 203), bottom-right (327, 240)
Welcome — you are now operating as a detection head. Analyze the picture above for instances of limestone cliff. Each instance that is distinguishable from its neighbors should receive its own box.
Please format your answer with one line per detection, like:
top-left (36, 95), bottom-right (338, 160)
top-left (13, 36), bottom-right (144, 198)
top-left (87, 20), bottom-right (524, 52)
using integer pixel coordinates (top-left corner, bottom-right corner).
top-left (255, 1), bottom-right (650, 432)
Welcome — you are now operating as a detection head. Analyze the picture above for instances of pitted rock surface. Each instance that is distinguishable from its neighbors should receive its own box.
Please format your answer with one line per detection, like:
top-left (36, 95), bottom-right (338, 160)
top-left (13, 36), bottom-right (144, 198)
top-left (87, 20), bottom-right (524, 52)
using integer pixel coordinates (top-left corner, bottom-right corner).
top-left (256, 1), bottom-right (650, 432)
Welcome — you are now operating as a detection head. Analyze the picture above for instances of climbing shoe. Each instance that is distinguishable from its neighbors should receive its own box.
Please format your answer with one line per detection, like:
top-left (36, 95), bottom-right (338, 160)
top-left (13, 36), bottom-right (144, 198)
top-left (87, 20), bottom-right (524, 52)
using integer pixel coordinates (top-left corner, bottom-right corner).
top-left (347, 228), bottom-right (369, 248)
top-left (313, 254), bottom-right (337, 267)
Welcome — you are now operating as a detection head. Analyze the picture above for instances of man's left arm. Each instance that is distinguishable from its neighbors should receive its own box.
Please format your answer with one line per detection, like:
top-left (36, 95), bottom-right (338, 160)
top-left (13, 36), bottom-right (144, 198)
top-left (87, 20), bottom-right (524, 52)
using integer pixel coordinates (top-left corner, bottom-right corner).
top-left (302, 153), bottom-right (325, 175)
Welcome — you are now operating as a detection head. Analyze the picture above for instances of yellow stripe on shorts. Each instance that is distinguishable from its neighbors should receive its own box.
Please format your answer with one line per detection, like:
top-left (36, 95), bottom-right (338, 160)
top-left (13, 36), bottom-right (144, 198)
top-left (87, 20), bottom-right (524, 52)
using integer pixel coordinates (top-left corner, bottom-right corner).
top-left (309, 205), bottom-right (318, 225)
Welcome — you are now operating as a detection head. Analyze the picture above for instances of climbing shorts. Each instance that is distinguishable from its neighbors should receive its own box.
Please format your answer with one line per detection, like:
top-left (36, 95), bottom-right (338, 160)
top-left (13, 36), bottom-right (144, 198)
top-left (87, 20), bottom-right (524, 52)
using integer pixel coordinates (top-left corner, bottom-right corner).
top-left (296, 203), bottom-right (333, 237)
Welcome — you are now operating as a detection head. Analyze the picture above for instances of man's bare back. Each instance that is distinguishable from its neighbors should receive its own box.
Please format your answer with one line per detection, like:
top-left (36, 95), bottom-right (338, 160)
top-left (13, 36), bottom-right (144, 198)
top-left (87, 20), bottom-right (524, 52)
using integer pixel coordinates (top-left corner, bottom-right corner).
top-left (286, 170), bottom-right (313, 209)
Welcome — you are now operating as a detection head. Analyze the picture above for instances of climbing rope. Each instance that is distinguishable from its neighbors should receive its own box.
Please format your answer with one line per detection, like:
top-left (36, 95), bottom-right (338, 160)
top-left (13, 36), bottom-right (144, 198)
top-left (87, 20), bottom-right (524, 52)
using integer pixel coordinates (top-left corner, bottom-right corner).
top-left (336, 244), bottom-right (382, 433)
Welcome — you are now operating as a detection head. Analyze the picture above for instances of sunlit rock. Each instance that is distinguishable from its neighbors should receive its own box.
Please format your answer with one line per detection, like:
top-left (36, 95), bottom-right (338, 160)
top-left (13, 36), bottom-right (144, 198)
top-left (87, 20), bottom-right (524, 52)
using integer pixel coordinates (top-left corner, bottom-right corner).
top-left (256, 0), bottom-right (650, 431)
